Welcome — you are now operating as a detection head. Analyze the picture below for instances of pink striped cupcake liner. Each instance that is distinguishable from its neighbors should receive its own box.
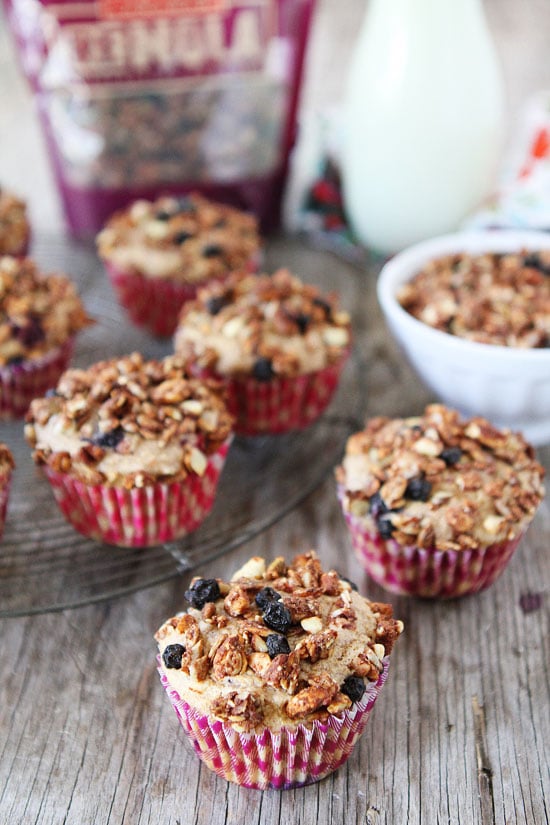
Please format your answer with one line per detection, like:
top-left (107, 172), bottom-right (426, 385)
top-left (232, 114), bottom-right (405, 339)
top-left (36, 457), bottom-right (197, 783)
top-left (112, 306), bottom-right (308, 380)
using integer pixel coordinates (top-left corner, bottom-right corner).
top-left (195, 349), bottom-right (350, 436)
top-left (158, 656), bottom-right (389, 789)
top-left (339, 492), bottom-right (527, 599)
top-left (0, 338), bottom-right (74, 419)
top-left (42, 439), bottom-right (230, 548)
top-left (0, 470), bottom-right (12, 540)
top-left (105, 256), bottom-right (259, 338)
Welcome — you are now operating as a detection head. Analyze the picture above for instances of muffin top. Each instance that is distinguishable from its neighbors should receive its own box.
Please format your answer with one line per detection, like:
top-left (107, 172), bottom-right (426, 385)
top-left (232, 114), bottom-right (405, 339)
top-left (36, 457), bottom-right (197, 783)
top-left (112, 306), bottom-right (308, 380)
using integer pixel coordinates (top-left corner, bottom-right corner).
top-left (96, 193), bottom-right (260, 282)
top-left (0, 187), bottom-right (29, 255)
top-left (0, 442), bottom-right (15, 477)
top-left (397, 250), bottom-right (550, 348)
top-left (25, 352), bottom-right (233, 487)
top-left (174, 268), bottom-right (351, 378)
top-left (156, 551), bottom-right (403, 732)
top-left (336, 404), bottom-right (545, 551)
top-left (0, 256), bottom-right (92, 367)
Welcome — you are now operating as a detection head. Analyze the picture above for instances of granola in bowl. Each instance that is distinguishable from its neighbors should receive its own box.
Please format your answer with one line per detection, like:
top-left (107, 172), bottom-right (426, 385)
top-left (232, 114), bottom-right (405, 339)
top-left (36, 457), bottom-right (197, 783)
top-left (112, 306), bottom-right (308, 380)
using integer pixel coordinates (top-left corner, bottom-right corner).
top-left (336, 404), bottom-right (545, 598)
top-left (0, 256), bottom-right (92, 418)
top-left (25, 352), bottom-right (234, 547)
top-left (174, 268), bottom-right (351, 434)
top-left (97, 193), bottom-right (261, 337)
top-left (155, 550), bottom-right (403, 789)
top-left (0, 187), bottom-right (30, 256)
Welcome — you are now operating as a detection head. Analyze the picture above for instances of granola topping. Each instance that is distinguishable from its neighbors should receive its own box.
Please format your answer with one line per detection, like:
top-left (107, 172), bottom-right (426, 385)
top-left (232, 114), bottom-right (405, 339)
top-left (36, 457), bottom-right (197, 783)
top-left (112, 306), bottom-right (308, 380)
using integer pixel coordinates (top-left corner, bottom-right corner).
top-left (97, 193), bottom-right (260, 282)
top-left (0, 188), bottom-right (29, 256)
top-left (156, 551), bottom-right (403, 731)
top-left (25, 352), bottom-right (233, 487)
top-left (0, 256), bottom-right (92, 367)
top-left (336, 404), bottom-right (545, 550)
top-left (0, 442), bottom-right (15, 477)
top-left (174, 268), bottom-right (351, 378)
top-left (398, 251), bottom-right (550, 348)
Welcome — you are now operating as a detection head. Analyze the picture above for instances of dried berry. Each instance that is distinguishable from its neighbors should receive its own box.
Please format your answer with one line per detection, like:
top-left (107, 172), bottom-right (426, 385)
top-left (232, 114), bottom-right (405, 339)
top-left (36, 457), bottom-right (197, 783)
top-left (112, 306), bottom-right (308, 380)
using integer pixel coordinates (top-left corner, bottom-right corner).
top-left (523, 252), bottom-right (550, 275)
top-left (252, 357), bottom-right (274, 382)
top-left (206, 295), bottom-right (230, 315)
top-left (175, 197), bottom-right (195, 212)
top-left (440, 447), bottom-right (462, 466)
top-left (155, 210), bottom-right (172, 221)
top-left (313, 296), bottom-right (332, 319)
top-left (185, 578), bottom-right (221, 608)
top-left (13, 315), bottom-right (45, 348)
top-left (92, 426), bottom-right (125, 449)
top-left (162, 643), bottom-right (186, 669)
top-left (255, 586), bottom-right (281, 611)
top-left (262, 600), bottom-right (292, 634)
top-left (339, 574), bottom-right (358, 591)
top-left (377, 517), bottom-right (395, 539)
top-left (286, 311), bottom-right (310, 334)
top-left (6, 355), bottom-right (24, 366)
top-left (202, 244), bottom-right (224, 258)
top-left (341, 675), bottom-right (366, 703)
top-left (369, 492), bottom-right (389, 518)
top-left (173, 231), bottom-right (192, 245)
top-left (405, 477), bottom-right (432, 502)
top-left (266, 634), bottom-right (291, 658)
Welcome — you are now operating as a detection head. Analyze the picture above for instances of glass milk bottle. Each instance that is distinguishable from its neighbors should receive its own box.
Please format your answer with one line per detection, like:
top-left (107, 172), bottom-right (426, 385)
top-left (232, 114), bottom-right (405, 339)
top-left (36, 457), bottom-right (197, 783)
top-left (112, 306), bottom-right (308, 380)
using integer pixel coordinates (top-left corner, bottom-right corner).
top-left (341, 0), bottom-right (504, 255)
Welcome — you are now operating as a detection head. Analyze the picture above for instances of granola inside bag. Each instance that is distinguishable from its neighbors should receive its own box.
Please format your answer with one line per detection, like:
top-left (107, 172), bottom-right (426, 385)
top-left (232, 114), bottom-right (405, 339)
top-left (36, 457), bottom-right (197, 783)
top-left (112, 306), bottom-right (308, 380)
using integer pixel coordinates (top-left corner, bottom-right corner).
top-left (4, 0), bottom-right (315, 236)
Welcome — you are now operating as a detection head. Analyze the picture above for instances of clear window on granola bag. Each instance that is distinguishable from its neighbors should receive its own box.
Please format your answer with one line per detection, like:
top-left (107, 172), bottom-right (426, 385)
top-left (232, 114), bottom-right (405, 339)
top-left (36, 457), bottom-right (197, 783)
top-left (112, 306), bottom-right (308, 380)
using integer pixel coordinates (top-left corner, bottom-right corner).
top-left (4, 0), bottom-right (316, 236)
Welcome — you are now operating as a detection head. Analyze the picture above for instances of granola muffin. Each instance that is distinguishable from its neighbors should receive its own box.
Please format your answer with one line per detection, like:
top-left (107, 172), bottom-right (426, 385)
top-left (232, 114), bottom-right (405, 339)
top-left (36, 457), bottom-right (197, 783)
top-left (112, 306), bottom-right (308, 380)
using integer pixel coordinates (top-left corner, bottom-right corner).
top-left (174, 268), bottom-right (351, 435)
top-left (0, 442), bottom-right (15, 540)
top-left (25, 353), bottom-right (233, 547)
top-left (155, 551), bottom-right (403, 789)
top-left (0, 187), bottom-right (30, 256)
top-left (336, 404), bottom-right (545, 598)
top-left (397, 250), bottom-right (550, 347)
top-left (0, 256), bottom-right (92, 418)
top-left (97, 193), bottom-right (261, 337)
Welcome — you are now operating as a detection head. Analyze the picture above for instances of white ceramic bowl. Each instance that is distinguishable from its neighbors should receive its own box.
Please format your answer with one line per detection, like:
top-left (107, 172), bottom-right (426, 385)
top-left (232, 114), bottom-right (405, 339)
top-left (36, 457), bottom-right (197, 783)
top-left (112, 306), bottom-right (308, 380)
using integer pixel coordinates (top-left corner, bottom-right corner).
top-left (377, 230), bottom-right (550, 445)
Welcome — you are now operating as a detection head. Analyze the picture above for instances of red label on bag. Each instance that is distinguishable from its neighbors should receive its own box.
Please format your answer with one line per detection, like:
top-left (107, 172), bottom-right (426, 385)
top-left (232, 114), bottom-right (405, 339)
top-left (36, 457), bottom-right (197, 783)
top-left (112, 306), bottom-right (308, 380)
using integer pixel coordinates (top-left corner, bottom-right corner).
top-left (98, 0), bottom-right (228, 19)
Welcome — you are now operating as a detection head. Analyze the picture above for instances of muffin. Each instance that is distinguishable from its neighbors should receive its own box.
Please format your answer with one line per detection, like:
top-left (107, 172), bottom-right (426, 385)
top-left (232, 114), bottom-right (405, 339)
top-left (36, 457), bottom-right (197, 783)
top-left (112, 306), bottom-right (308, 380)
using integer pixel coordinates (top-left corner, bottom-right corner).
top-left (336, 404), bottom-right (545, 598)
top-left (0, 256), bottom-right (92, 418)
top-left (25, 352), bottom-right (233, 547)
top-left (155, 550), bottom-right (403, 789)
top-left (0, 442), bottom-right (15, 540)
top-left (174, 268), bottom-right (352, 435)
top-left (97, 193), bottom-right (261, 337)
top-left (0, 187), bottom-right (30, 256)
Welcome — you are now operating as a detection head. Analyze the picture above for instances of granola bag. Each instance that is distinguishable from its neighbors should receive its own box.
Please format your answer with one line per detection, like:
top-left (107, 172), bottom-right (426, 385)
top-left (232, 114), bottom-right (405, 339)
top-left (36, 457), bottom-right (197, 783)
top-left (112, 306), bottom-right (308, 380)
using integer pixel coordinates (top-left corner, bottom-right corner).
top-left (4, 0), bottom-right (316, 236)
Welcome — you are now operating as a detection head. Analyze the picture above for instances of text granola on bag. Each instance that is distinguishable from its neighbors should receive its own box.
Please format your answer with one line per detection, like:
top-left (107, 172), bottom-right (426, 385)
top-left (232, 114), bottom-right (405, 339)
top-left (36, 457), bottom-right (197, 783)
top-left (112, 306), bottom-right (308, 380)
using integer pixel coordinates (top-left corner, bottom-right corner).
top-left (4, 0), bottom-right (316, 236)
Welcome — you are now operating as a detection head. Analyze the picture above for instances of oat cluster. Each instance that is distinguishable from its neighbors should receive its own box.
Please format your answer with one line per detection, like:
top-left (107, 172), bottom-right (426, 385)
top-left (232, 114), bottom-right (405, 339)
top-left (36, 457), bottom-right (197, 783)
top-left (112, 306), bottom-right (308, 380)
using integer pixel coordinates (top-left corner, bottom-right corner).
top-left (97, 193), bottom-right (260, 283)
top-left (0, 257), bottom-right (92, 367)
top-left (398, 251), bottom-right (550, 347)
top-left (175, 268), bottom-right (351, 377)
top-left (156, 551), bottom-right (403, 730)
top-left (0, 188), bottom-right (29, 255)
top-left (336, 404), bottom-right (545, 551)
top-left (25, 352), bottom-right (233, 488)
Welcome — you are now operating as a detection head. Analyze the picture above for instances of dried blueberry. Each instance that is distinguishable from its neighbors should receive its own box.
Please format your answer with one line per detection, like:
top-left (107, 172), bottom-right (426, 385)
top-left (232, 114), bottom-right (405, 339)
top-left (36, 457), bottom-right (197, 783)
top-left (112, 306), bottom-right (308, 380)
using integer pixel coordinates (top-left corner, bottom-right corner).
top-left (6, 355), bottom-right (24, 366)
top-left (92, 426), bottom-right (124, 449)
top-left (341, 675), bottom-right (366, 703)
top-left (155, 209), bottom-right (172, 221)
top-left (262, 601), bottom-right (292, 634)
top-left (312, 296), bottom-right (332, 319)
top-left (206, 294), bottom-right (230, 315)
top-left (523, 252), bottom-right (550, 275)
top-left (339, 574), bottom-right (359, 591)
top-left (255, 586), bottom-right (281, 611)
top-left (173, 231), bottom-right (192, 245)
top-left (377, 517), bottom-right (395, 539)
top-left (440, 447), bottom-right (462, 466)
top-left (266, 634), bottom-right (291, 658)
top-left (369, 492), bottom-right (389, 518)
top-left (175, 196), bottom-right (196, 212)
top-left (405, 477), bottom-right (432, 502)
top-left (13, 315), bottom-right (45, 348)
top-left (252, 357), bottom-right (274, 382)
top-left (184, 578), bottom-right (220, 608)
top-left (162, 643), bottom-right (186, 669)
top-left (289, 312), bottom-right (311, 334)
top-left (202, 244), bottom-right (224, 258)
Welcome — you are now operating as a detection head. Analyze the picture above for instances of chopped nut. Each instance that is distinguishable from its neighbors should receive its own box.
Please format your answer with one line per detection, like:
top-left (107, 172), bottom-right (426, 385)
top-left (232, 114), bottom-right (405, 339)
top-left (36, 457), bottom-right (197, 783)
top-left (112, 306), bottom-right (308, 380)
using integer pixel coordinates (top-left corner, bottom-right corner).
top-left (231, 557), bottom-right (266, 581)
top-left (300, 616), bottom-right (323, 634)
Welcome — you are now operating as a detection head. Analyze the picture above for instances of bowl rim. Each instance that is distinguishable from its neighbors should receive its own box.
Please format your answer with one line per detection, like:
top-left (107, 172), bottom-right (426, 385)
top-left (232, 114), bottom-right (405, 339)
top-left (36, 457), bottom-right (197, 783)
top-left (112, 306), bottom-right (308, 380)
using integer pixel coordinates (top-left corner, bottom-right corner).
top-left (377, 229), bottom-right (550, 362)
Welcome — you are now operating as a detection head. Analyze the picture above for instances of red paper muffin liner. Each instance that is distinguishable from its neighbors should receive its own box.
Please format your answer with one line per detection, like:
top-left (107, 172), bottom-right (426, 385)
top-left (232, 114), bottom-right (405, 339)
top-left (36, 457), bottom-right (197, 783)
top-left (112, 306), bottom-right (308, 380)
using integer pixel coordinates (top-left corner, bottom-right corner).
top-left (0, 338), bottom-right (75, 419)
top-left (158, 656), bottom-right (389, 790)
top-left (193, 349), bottom-right (350, 436)
top-left (42, 440), bottom-right (231, 548)
top-left (338, 487), bottom-right (527, 598)
top-left (105, 255), bottom-right (259, 338)
top-left (0, 470), bottom-right (12, 541)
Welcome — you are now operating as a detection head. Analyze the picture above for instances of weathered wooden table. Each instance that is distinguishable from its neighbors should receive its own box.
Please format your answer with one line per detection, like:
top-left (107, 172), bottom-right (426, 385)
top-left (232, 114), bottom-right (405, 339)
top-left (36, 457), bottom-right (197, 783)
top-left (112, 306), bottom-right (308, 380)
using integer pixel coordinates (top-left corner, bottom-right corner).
top-left (1, 1), bottom-right (549, 823)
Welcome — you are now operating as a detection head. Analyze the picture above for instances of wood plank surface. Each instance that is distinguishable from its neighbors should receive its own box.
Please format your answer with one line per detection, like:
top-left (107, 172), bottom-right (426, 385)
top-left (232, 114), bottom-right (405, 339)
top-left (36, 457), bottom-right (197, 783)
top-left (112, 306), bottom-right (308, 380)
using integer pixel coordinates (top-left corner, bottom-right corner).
top-left (1, 1), bottom-right (549, 823)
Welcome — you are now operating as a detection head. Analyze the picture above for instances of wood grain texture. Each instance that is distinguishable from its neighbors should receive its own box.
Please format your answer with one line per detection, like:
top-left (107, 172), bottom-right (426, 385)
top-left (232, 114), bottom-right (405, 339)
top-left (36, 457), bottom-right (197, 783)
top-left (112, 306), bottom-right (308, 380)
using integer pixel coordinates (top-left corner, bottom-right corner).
top-left (1, 0), bottom-right (550, 823)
